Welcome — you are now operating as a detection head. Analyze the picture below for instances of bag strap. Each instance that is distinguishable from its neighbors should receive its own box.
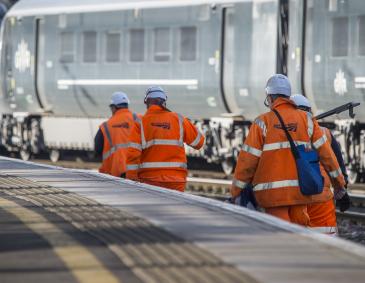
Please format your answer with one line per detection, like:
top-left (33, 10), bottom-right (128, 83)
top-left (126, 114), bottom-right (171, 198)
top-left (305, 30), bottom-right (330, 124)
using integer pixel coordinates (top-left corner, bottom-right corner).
top-left (272, 109), bottom-right (299, 159)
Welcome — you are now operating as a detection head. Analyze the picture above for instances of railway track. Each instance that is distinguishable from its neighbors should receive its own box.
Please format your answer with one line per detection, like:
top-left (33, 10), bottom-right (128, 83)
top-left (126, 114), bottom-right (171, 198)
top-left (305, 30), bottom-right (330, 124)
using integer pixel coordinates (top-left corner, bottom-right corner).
top-left (18, 158), bottom-right (365, 223)
top-left (9, 158), bottom-right (365, 243)
top-left (186, 177), bottom-right (365, 223)
top-left (31, 158), bottom-right (101, 170)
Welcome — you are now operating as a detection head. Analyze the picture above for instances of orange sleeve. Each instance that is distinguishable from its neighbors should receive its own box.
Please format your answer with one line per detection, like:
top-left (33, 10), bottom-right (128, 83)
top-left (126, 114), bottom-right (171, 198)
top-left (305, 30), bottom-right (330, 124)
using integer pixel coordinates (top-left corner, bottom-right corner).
top-left (231, 118), bottom-right (264, 198)
top-left (183, 118), bottom-right (205, 150)
top-left (312, 119), bottom-right (345, 190)
top-left (126, 120), bottom-right (142, 181)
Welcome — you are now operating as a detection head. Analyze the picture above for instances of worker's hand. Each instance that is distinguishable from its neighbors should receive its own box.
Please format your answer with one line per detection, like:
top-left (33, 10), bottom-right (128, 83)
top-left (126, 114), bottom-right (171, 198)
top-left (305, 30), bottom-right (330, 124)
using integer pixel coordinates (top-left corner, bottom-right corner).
top-left (335, 191), bottom-right (351, 212)
top-left (334, 188), bottom-right (346, 200)
top-left (225, 197), bottom-right (235, 204)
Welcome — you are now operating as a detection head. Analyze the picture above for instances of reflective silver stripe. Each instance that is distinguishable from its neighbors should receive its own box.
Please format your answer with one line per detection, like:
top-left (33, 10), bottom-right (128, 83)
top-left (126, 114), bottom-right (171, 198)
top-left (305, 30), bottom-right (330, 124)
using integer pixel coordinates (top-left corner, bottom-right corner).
top-left (102, 122), bottom-right (113, 146)
top-left (132, 112), bottom-right (138, 121)
top-left (102, 143), bottom-right (129, 160)
top-left (145, 139), bottom-right (183, 148)
top-left (128, 142), bottom-right (142, 150)
top-left (232, 178), bottom-right (249, 189)
top-left (135, 116), bottom-right (142, 123)
top-left (254, 118), bottom-right (267, 137)
top-left (115, 143), bottom-right (129, 149)
top-left (139, 119), bottom-right (147, 149)
top-left (190, 132), bottom-right (202, 147)
top-left (310, 226), bottom-right (337, 234)
top-left (126, 164), bottom-right (139, 171)
top-left (329, 168), bottom-right (342, 178)
top-left (254, 180), bottom-right (299, 191)
top-left (241, 144), bottom-right (262, 157)
top-left (102, 150), bottom-right (113, 160)
top-left (313, 134), bottom-right (327, 149)
top-left (263, 141), bottom-right (310, 151)
top-left (177, 113), bottom-right (184, 144)
top-left (307, 112), bottom-right (313, 138)
top-left (139, 162), bottom-right (187, 169)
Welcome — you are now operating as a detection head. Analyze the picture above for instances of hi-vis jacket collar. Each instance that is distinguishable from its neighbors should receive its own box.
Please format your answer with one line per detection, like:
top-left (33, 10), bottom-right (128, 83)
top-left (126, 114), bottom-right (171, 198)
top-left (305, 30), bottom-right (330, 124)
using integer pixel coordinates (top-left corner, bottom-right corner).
top-left (114, 108), bottom-right (130, 114)
top-left (272, 97), bottom-right (297, 110)
top-left (146, 105), bottom-right (166, 113)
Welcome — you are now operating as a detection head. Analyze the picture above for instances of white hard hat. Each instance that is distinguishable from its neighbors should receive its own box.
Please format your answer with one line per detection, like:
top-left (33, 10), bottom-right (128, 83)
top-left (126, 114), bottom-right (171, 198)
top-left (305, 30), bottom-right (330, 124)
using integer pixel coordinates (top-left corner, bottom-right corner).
top-left (290, 94), bottom-right (312, 108)
top-left (144, 86), bottom-right (167, 103)
top-left (110, 91), bottom-right (130, 106)
top-left (265, 74), bottom-right (291, 97)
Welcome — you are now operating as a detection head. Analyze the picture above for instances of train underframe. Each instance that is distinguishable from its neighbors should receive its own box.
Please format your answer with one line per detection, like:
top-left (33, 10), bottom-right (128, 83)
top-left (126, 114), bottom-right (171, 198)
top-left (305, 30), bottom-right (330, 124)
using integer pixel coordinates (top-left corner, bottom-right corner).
top-left (0, 113), bottom-right (364, 183)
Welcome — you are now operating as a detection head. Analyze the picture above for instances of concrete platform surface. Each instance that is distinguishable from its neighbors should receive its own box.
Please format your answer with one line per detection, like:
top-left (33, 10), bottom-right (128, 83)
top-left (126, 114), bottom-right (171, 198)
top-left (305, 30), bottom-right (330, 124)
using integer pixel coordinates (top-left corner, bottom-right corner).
top-left (0, 157), bottom-right (365, 283)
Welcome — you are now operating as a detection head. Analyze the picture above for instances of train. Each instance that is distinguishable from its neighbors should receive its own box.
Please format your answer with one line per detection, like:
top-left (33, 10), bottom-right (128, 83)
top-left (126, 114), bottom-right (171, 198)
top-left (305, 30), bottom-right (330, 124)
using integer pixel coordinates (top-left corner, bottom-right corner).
top-left (0, 0), bottom-right (364, 183)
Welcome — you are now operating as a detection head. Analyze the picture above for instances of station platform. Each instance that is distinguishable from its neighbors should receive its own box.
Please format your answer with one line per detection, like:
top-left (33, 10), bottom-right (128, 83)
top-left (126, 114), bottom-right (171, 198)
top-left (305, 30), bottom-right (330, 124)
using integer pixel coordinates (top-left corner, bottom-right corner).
top-left (1, 157), bottom-right (365, 283)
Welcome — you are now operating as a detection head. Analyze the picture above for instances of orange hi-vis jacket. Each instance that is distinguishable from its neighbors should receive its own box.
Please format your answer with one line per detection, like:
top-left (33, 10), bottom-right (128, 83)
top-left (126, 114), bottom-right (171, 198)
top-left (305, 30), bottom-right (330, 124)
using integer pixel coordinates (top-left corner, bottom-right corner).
top-left (126, 105), bottom-right (205, 184)
top-left (314, 127), bottom-right (334, 202)
top-left (308, 127), bottom-right (337, 234)
top-left (231, 98), bottom-right (345, 208)
top-left (99, 108), bottom-right (139, 177)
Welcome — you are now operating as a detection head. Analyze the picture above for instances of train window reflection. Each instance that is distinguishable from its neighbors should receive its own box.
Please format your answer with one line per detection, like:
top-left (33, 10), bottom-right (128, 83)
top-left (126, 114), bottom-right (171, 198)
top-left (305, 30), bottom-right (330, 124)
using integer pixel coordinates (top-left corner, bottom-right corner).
top-left (331, 17), bottom-right (348, 57)
top-left (83, 31), bottom-right (97, 63)
top-left (358, 16), bottom-right (365, 56)
top-left (129, 29), bottom-right (145, 62)
top-left (180, 26), bottom-right (197, 61)
top-left (106, 32), bottom-right (120, 62)
top-left (154, 28), bottom-right (170, 62)
top-left (59, 32), bottom-right (74, 63)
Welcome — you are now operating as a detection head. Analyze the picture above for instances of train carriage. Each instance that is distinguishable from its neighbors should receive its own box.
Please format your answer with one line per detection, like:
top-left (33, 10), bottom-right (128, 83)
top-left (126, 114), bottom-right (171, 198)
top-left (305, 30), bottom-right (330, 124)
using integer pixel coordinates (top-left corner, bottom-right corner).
top-left (0, 0), bottom-right (364, 181)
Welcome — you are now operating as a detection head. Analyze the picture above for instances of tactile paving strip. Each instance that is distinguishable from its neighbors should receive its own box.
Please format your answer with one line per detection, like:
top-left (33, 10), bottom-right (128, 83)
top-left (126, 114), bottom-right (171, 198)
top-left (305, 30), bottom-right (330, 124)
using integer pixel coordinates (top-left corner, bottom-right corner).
top-left (0, 174), bottom-right (258, 283)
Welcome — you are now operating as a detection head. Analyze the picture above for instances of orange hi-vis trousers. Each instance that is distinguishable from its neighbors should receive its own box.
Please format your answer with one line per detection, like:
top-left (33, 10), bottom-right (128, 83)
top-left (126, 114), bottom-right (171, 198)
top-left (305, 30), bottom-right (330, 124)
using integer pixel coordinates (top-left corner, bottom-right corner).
top-left (265, 205), bottom-right (310, 226)
top-left (308, 199), bottom-right (337, 235)
top-left (140, 179), bottom-right (185, 192)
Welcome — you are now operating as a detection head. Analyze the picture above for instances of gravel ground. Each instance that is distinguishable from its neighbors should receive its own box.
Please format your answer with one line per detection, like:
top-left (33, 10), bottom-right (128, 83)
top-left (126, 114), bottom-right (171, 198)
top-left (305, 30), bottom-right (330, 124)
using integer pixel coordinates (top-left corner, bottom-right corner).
top-left (338, 219), bottom-right (365, 245)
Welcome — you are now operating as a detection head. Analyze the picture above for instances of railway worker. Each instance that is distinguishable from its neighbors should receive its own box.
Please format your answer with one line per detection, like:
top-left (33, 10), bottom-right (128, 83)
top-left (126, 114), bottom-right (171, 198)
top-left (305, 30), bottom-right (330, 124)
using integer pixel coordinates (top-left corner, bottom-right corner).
top-left (230, 74), bottom-right (346, 226)
top-left (95, 91), bottom-right (139, 177)
top-left (126, 86), bottom-right (205, 191)
top-left (290, 94), bottom-right (350, 234)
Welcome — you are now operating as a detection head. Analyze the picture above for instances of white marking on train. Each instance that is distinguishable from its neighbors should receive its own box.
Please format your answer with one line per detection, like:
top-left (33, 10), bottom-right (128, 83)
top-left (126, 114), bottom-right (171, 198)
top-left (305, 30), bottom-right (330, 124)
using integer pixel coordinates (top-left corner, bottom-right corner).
top-left (354, 77), bottom-right (365, 89)
top-left (333, 69), bottom-right (347, 96)
top-left (355, 84), bottom-right (365, 89)
top-left (7, 0), bottom-right (261, 17)
top-left (57, 79), bottom-right (198, 86)
top-left (14, 40), bottom-right (31, 73)
top-left (354, 77), bottom-right (365, 83)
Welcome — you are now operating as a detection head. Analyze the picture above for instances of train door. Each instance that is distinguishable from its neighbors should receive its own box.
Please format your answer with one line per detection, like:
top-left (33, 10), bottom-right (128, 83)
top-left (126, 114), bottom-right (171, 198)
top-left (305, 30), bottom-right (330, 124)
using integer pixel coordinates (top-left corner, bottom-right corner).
top-left (221, 7), bottom-right (242, 114)
top-left (34, 17), bottom-right (51, 111)
top-left (3, 16), bottom-right (48, 113)
top-left (303, 0), bottom-right (365, 117)
top-left (221, 2), bottom-right (276, 120)
top-left (1, 18), bottom-right (15, 108)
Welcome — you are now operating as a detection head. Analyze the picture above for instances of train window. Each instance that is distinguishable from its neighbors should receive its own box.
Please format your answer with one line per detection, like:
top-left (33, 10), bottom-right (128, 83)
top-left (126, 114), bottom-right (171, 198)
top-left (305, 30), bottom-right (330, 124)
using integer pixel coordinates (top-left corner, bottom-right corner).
top-left (331, 17), bottom-right (348, 57)
top-left (179, 26), bottom-right (197, 61)
top-left (105, 32), bottom-right (121, 62)
top-left (154, 28), bottom-right (171, 62)
top-left (129, 29), bottom-right (145, 62)
top-left (83, 31), bottom-right (97, 63)
top-left (59, 32), bottom-right (74, 63)
top-left (358, 16), bottom-right (365, 56)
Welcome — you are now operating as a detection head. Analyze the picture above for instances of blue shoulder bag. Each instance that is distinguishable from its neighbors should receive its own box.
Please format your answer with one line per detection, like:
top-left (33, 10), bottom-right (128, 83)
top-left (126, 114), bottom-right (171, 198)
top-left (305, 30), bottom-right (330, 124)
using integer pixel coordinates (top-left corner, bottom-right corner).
top-left (272, 109), bottom-right (323, 195)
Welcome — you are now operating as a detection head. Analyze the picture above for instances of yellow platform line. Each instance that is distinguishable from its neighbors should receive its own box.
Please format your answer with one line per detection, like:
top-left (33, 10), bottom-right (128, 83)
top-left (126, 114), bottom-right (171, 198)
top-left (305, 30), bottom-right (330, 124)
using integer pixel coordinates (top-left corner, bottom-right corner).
top-left (0, 197), bottom-right (120, 283)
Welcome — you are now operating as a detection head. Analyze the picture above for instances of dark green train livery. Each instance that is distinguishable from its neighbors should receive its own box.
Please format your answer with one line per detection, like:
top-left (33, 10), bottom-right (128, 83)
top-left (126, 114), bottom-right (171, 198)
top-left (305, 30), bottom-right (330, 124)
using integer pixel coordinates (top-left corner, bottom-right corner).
top-left (0, 0), bottom-right (364, 182)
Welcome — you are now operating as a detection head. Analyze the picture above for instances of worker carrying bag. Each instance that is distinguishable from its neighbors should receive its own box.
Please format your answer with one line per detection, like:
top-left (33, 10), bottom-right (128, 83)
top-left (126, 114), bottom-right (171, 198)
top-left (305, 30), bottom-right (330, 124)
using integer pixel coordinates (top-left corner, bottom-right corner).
top-left (239, 184), bottom-right (258, 210)
top-left (272, 109), bottom-right (323, 196)
top-left (227, 184), bottom-right (258, 210)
